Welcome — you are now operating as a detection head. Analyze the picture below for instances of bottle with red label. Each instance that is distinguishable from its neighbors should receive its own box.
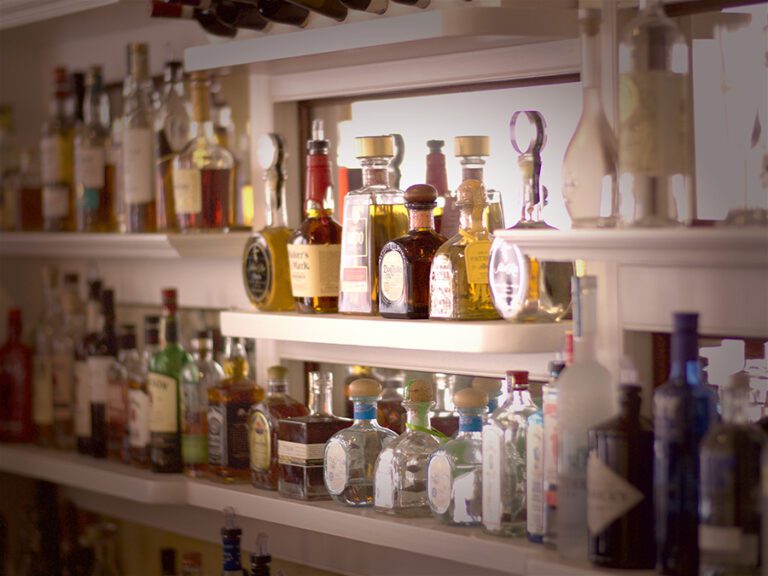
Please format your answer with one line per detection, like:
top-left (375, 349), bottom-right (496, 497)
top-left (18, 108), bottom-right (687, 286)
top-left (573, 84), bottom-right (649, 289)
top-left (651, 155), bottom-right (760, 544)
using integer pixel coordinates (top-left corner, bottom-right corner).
top-left (0, 308), bottom-right (34, 442)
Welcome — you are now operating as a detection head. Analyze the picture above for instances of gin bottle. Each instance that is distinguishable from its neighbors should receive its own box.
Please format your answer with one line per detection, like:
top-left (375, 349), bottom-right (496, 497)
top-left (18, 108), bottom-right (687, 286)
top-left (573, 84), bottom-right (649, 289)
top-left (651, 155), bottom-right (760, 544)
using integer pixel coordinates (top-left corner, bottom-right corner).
top-left (542, 359), bottom-right (566, 548)
top-left (325, 378), bottom-right (397, 506)
top-left (373, 380), bottom-right (441, 516)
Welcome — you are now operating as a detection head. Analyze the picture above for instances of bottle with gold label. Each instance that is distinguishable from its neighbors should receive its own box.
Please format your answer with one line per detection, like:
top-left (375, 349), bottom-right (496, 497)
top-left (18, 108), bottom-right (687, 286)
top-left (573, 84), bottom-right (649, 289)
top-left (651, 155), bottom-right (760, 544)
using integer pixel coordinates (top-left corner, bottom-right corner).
top-left (248, 365), bottom-right (308, 491)
top-left (429, 180), bottom-right (499, 321)
top-left (338, 135), bottom-right (408, 316)
top-left (242, 133), bottom-right (294, 311)
top-left (287, 120), bottom-right (342, 313)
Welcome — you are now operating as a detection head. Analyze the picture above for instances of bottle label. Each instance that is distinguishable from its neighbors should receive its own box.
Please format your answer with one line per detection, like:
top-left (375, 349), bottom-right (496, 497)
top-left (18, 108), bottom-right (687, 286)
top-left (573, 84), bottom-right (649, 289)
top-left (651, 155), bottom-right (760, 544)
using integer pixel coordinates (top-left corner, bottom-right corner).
top-left (122, 128), bottom-right (154, 205)
top-left (87, 357), bottom-right (113, 404)
top-left (488, 242), bottom-right (527, 318)
top-left (207, 404), bottom-right (225, 466)
top-left (288, 244), bottom-right (341, 298)
top-left (207, 401), bottom-right (251, 469)
top-left (527, 418), bottom-right (545, 536)
top-left (340, 200), bottom-right (370, 295)
top-left (173, 168), bottom-right (202, 215)
top-left (465, 240), bottom-right (491, 284)
top-left (543, 388), bottom-right (559, 510)
top-left (52, 353), bottom-right (74, 418)
top-left (107, 376), bottom-right (126, 416)
top-left (277, 440), bottom-right (326, 466)
top-left (41, 135), bottom-right (72, 183)
top-left (74, 361), bottom-right (91, 437)
top-left (182, 433), bottom-right (208, 465)
top-left (129, 388), bottom-right (150, 448)
top-left (699, 526), bottom-right (759, 566)
top-left (43, 185), bottom-right (69, 219)
top-left (428, 453), bottom-right (452, 514)
top-left (374, 449), bottom-right (394, 509)
top-left (148, 372), bottom-right (178, 433)
top-left (324, 439), bottom-right (347, 495)
top-left (429, 255), bottom-right (454, 318)
top-left (244, 240), bottom-right (272, 303)
top-left (379, 250), bottom-right (404, 303)
top-left (340, 266), bottom-right (369, 295)
top-left (75, 145), bottom-right (106, 190)
top-left (249, 410), bottom-right (271, 472)
top-left (586, 451), bottom-right (644, 535)
top-left (482, 426), bottom-right (504, 531)
top-left (33, 355), bottom-right (54, 426)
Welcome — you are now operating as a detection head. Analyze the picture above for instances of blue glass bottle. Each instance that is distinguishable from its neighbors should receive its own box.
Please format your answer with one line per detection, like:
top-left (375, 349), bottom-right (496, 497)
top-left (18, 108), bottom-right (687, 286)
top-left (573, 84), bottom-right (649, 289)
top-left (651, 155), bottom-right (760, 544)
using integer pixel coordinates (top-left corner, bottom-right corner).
top-left (221, 507), bottom-right (246, 576)
top-left (654, 312), bottom-right (717, 575)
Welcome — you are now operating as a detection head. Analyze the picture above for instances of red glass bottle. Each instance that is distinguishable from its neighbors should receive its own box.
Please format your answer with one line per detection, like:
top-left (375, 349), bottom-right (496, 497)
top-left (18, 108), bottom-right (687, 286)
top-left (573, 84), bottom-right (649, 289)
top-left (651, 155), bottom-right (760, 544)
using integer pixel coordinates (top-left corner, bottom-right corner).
top-left (0, 309), bottom-right (35, 442)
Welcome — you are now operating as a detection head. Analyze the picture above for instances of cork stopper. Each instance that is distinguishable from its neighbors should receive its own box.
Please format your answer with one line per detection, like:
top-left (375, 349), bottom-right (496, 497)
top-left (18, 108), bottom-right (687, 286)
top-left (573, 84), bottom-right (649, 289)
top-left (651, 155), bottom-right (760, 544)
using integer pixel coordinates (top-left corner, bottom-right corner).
top-left (404, 379), bottom-right (433, 403)
top-left (355, 135), bottom-right (394, 159)
top-left (348, 378), bottom-right (383, 399)
top-left (453, 387), bottom-right (488, 410)
top-left (454, 135), bottom-right (489, 157)
top-left (404, 184), bottom-right (437, 205)
top-left (455, 179), bottom-right (488, 208)
top-left (267, 365), bottom-right (288, 380)
top-left (472, 377), bottom-right (502, 397)
top-left (190, 71), bottom-right (210, 123)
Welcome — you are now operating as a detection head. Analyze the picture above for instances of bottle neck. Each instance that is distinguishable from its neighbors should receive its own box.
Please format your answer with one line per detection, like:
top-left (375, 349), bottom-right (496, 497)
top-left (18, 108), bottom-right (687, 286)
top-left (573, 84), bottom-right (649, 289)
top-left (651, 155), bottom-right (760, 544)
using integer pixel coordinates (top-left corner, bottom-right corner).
top-left (406, 403), bottom-right (431, 429)
top-left (518, 156), bottom-right (544, 225)
top-left (426, 153), bottom-right (448, 196)
top-left (51, 94), bottom-right (69, 121)
top-left (7, 318), bottom-right (21, 343)
top-left (580, 21), bottom-right (601, 91)
top-left (487, 396), bottom-right (499, 414)
top-left (265, 168), bottom-right (288, 228)
top-left (267, 379), bottom-right (288, 395)
top-left (459, 203), bottom-right (486, 233)
top-left (221, 528), bottom-right (242, 572)
top-left (352, 398), bottom-right (377, 423)
top-left (85, 302), bottom-right (101, 334)
top-left (190, 120), bottom-right (217, 143)
top-left (457, 408), bottom-right (484, 435)
top-left (619, 394), bottom-right (642, 423)
top-left (83, 85), bottom-right (107, 129)
top-left (408, 205), bottom-right (436, 232)
top-left (305, 152), bottom-right (333, 218)
top-left (573, 284), bottom-right (597, 362)
top-left (639, 0), bottom-right (664, 13)
top-left (722, 386), bottom-right (750, 424)
top-left (460, 157), bottom-right (485, 183)
top-left (670, 329), bottom-right (698, 383)
top-left (361, 158), bottom-right (390, 187)
top-left (163, 312), bottom-right (179, 346)
top-left (309, 385), bottom-right (334, 416)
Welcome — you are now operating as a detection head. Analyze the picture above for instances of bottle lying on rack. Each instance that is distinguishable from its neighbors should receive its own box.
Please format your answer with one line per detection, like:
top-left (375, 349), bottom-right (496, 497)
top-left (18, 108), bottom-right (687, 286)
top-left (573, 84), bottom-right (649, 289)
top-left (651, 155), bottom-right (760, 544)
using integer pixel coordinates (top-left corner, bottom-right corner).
top-left (150, 0), bottom-right (271, 35)
top-left (340, 0), bottom-right (387, 14)
top-left (286, 0), bottom-right (347, 21)
top-left (251, 0), bottom-right (310, 27)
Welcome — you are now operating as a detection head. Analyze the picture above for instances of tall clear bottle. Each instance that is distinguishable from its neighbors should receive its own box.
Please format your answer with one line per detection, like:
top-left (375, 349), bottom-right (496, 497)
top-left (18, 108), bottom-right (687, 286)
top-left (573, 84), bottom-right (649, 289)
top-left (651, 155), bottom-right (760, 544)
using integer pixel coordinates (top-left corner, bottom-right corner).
top-left (75, 278), bottom-right (102, 455)
top-left (129, 315), bottom-right (159, 467)
top-left (107, 325), bottom-right (139, 463)
top-left (34, 267), bottom-right (58, 447)
top-left (563, 9), bottom-right (618, 228)
top-left (87, 289), bottom-right (118, 459)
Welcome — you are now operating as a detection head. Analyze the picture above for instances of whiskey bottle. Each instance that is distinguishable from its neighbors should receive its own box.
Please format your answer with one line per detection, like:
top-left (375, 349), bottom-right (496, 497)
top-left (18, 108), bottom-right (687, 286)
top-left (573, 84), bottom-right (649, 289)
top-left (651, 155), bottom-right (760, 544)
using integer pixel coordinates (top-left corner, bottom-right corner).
top-left (339, 135), bottom-right (408, 315)
top-left (248, 365), bottom-right (309, 490)
top-left (543, 357), bottom-right (567, 548)
top-left (340, 0), bottom-right (387, 14)
top-left (107, 325), bottom-right (139, 463)
top-left (243, 133), bottom-right (293, 311)
top-left (287, 120), bottom-right (342, 314)
top-left (278, 371), bottom-right (351, 500)
top-left (87, 289), bottom-right (118, 459)
top-left (430, 372), bottom-right (458, 438)
top-left (429, 179), bottom-right (499, 321)
top-left (285, 0), bottom-right (347, 21)
top-left (207, 338), bottom-right (263, 483)
top-left (378, 184), bottom-right (446, 319)
top-left (254, 0), bottom-right (310, 27)
top-left (129, 315), bottom-right (159, 467)
top-left (173, 71), bottom-right (234, 232)
top-left (149, 1), bottom-right (237, 37)
top-left (425, 140), bottom-right (454, 236)
top-left (0, 309), bottom-right (34, 443)
top-left (587, 384), bottom-right (654, 569)
top-left (41, 67), bottom-right (75, 232)
top-left (75, 278), bottom-right (102, 455)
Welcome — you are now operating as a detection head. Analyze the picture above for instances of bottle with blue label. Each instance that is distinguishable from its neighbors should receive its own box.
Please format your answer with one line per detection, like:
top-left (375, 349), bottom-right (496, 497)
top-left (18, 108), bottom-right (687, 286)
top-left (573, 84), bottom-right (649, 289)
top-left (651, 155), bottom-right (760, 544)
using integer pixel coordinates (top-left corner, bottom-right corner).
top-left (221, 507), bottom-right (246, 576)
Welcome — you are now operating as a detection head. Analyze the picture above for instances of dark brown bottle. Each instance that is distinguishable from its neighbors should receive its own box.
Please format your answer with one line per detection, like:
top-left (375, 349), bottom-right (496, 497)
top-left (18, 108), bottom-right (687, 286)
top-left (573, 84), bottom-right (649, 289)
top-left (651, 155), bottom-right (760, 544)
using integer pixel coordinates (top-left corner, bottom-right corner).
top-left (391, 0), bottom-right (428, 6)
top-left (252, 0), bottom-right (310, 27)
top-left (87, 289), bottom-right (118, 459)
top-left (340, 0), bottom-right (387, 14)
top-left (150, 2), bottom-right (237, 37)
top-left (285, 0), bottom-right (347, 21)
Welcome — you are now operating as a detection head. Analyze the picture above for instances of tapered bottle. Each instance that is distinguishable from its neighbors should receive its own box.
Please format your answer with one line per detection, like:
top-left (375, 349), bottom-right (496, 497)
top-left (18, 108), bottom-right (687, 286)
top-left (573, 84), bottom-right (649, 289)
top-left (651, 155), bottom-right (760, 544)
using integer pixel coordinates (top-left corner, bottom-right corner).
top-left (426, 140), bottom-right (454, 236)
top-left (0, 309), bottom-right (34, 442)
top-left (254, 0), bottom-right (310, 26)
top-left (87, 289), bottom-right (118, 459)
top-left (340, 0), bottom-right (387, 14)
top-left (285, 0), bottom-right (347, 20)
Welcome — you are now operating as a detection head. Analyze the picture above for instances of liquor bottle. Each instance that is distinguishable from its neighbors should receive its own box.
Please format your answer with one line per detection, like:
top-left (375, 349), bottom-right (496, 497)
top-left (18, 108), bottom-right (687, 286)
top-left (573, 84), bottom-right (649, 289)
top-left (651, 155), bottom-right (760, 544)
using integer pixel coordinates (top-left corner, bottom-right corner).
top-left (106, 325), bottom-right (138, 463)
top-left (74, 66), bottom-right (115, 233)
top-left (75, 278), bottom-right (102, 455)
top-left (221, 508), bottom-right (245, 576)
top-left (378, 184), bottom-right (446, 319)
top-left (212, 0), bottom-right (272, 32)
top-left (248, 365), bottom-right (308, 490)
top-left (0, 104), bottom-right (20, 229)
top-left (557, 276), bottom-right (614, 561)
top-left (173, 71), bottom-right (234, 232)
top-left (278, 371), bottom-right (351, 500)
top-left (377, 378), bottom-right (406, 434)
top-left (181, 552), bottom-right (203, 576)
top-left (344, 365), bottom-right (375, 418)
top-left (389, 133), bottom-right (405, 190)
top-left (587, 384), bottom-right (654, 568)
top-left (149, 289), bottom-right (193, 473)
top-left (5, 148), bottom-right (43, 231)
top-left (33, 267), bottom-right (57, 447)
top-left (654, 312), bottom-right (717, 575)
top-left (338, 135), bottom-right (408, 315)
top-left (87, 288), bottom-right (118, 459)
top-left (285, 0), bottom-right (347, 20)
top-left (161, 548), bottom-right (177, 576)
top-left (287, 120), bottom-right (342, 314)
top-left (562, 9), bottom-right (618, 229)
top-left (324, 378), bottom-right (397, 506)
top-left (207, 338), bottom-right (263, 483)
top-left (526, 378), bottom-right (545, 544)
top-left (0, 309), bottom-right (34, 442)
top-left (340, 0), bottom-right (387, 14)
top-left (453, 135), bottom-right (504, 235)
top-left (71, 72), bottom-right (86, 124)
top-left (430, 372), bottom-right (459, 438)
top-left (243, 133), bottom-right (293, 311)
top-left (543, 357), bottom-right (567, 548)
top-left (149, 2), bottom-right (237, 37)
top-left (41, 67), bottom-right (75, 231)
top-left (254, 0), bottom-right (310, 27)
top-left (250, 534), bottom-right (272, 576)
top-left (618, 0), bottom-right (693, 226)
top-left (429, 179), bottom-right (499, 321)
top-left (180, 333), bottom-right (225, 478)
top-left (425, 140), bottom-right (454, 236)
top-left (234, 126), bottom-right (254, 229)
top-left (373, 379), bottom-right (440, 516)
top-left (129, 315), bottom-right (159, 467)
top-left (155, 61), bottom-right (191, 233)
top-left (392, 0), bottom-right (429, 6)
top-left (427, 387), bottom-right (486, 525)
top-left (699, 371), bottom-right (763, 576)
top-left (122, 43), bottom-right (157, 232)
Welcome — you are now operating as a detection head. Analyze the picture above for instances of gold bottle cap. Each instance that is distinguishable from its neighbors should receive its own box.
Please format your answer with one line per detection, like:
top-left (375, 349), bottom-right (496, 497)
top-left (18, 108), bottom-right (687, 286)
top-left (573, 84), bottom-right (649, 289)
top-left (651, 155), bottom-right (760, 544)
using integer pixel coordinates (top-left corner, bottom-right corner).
top-left (471, 377), bottom-right (502, 397)
top-left (348, 378), bottom-right (383, 398)
top-left (404, 379), bottom-right (434, 403)
top-left (454, 135), bottom-right (490, 157)
top-left (267, 365), bottom-right (288, 380)
top-left (455, 179), bottom-right (488, 208)
top-left (354, 135), bottom-right (394, 159)
top-left (350, 365), bottom-right (373, 376)
top-left (404, 184), bottom-right (437, 204)
top-left (453, 387), bottom-right (488, 410)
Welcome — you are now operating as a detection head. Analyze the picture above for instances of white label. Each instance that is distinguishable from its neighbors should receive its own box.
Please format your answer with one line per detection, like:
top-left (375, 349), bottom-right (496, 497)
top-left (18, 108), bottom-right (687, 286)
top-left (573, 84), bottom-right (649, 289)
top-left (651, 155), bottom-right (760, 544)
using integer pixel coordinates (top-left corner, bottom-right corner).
top-left (324, 440), bottom-right (348, 495)
top-left (87, 357), bottom-right (113, 404)
top-left (129, 388), bottom-right (150, 448)
top-left (482, 426), bottom-right (504, 531)
top-left (428, 453), bottom-right (452, 514)
top-left (527, 420), bottom-right (545, 536)
top-left (43, 185), bottom-right (69, 219)
top-left (429, 256), bottom-right (454, 319)
top-left (587, 452), bottom-right (644, 535)
top-left (52, 353), bottom-right (74, 416)
top-left (33, 356), bottom-right (54, 426)
top-left (543, 388), bottom-right (558, 488)
top-left (148, 372), bottom-right (178, 433)
top-left (380, 250), bottom-right (405, 303)
top-left (74, 362), bottom-right (91, 437)
top-left (287, 244), bottom-right (341, 298)
top-left (75, 145), bottom-right (106, 189)
top-left (122, 128), bottom-right (154, 204)
top-left (173, 168), bottom-right (202, 215)
top-left (207, 404), bottom-right (225, 466)
top-left (277, 440), bottom-right (326, 464)
top-left (374, 450), bottom-right (395, 509)
top-left (41, 136), bottom-right (62, 183)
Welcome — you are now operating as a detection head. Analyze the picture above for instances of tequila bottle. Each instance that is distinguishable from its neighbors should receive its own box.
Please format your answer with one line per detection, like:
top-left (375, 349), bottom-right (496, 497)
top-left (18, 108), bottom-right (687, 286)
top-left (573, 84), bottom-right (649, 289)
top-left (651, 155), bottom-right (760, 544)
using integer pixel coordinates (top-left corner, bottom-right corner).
top-left (106, 325), bottom-right (139, 463)
top-left (429, 180), bottom-right (499, 321)
top-left (129, 315), bottom-right (158, 468)
top-left (87, 288), bottom-right (118, 459)
top-left (338, 135), bottom-right (408, 315)
top-left (427, 387), bottom-right (486, 525)
top-left (325, 378), bottom-right (397, 506)
top-left (344, 365), bottom-right (375, 418)
top-left (431, 372), bottom-right (459, 438)
top-left (374, 379), bottom-right (440, 517)
top-left (0, 309), bottom-right (34, 442)
top-left (543, 358), bottom-right (567, 548)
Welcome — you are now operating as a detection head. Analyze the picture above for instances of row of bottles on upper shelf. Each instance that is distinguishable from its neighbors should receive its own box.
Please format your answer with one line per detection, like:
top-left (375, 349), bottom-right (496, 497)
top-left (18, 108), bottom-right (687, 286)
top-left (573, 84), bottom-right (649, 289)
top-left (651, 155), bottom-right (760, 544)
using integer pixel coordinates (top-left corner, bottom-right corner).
top-left (150, 0), bottom-right (430, 38)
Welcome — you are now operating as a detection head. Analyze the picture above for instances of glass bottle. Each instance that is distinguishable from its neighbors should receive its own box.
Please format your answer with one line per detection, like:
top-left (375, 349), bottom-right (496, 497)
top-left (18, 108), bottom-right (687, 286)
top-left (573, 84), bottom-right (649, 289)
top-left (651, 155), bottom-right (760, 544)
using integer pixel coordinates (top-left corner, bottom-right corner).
top-left (249, 534), bottom-right (272, 576)
top-left (373, 379), bottom-right (440, 516)
top-left (181, 552), bottom-right (203, 576)
top-left (430, 372), bottom-right (459, 438)
top-left (76, 278), bottom-right (102, 455)
top-left (0, 309), bottom-right (34, 442)
top-left (207, 338), bottom-right (263, 483)
top-left (5, 148), bottom-right (43, 231)
top-left (149, 289), bottom-right (193, 473)
top-left (129, 315), bottom-right (159, 467)
top-left (88, 523), bottom-right (120, 576)
top-left (155, 61), bottom-right (191, 232)
top-left (173, 71), bottom-right (234, 232)
top-left (339, 0), bottom-right (387, 14)
top-left (278, 371), bottom-right (351, 500)
top-left (472, 376), bottom-right (502, 415)
top-left (122, 43), bottom-right (157, 232)
top-left (107, 325), bottom-right (138, 463)
top-left (543, 358), bottom-right (567, 548)
top-left (425, 140), bottom-right (452, 236)
top-left (72, 71), bottom-right (86, 125)
top-left (587, 384), bottom-right (654, 568)
top-left (427, 387), bottom-right (487, 526)
top-left (285, 0), bottom-right (347, 20)
top-left (429, 179), bottom-right (499, 321)
top-left (379, 183), bottom-right (447, 319)
top-left (339, 135), bottom-right (408, 315)
top-left (248, 365), bottom-right (309, 490)
top-left (699, 371), bottom-right (763, 576)
top-left (256, 0), bottom-right (310, 27)
top-left (392, 0), bottom-right (429, 6)
top-left (526, 381), bottom-right (545, 544)
top-left (41, 67), bottom-right (75, 231)
top-left (654, 312), bottom-right (717, 575)
top-left (288, 120), bottom-right (343, 314)
top-left (324, 378), bottom-right (397, 506)
top-left (87, 289), bottom-right (118, 459)
top-left (453, 135), bottom-right (504, 236)
top-left (242, 133), bottom-right (293, 311)
top-left (0, 104), bottom-right (19, 230)
top-left (33, 267), bottom-right (57, 447)
top-left (618, 0), bottom-right (693, 226)
top-left (221, 508), bottom-right (246, 576)
top-left (344, 365), bottom-right (375, 418)
top-left (160, 548), bottom-right (177, 576)
top-left (148, 1), bottom-right (236, 37)
top-left (377, 378), bottom-right (406, 434)
top-left (557, 275), bottom-right (615, 561)
top-left (180, 333), bottom-right (225, 478)
top-left (234, 126), bottom-right (254, 229)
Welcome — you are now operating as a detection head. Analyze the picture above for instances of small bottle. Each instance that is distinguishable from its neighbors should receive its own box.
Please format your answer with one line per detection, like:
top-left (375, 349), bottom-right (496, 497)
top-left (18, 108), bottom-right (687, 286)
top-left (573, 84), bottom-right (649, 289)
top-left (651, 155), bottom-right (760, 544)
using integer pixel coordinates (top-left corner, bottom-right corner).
top-left (129, 315), bottom-right (159, 468)
top-left (221, 508), bottom-right (245, 576)
top-left (543, 358), bottom-right (567, 548)
top-left (87, 288), bottom-right (118, 459)
top-left (250, 533), bottom-right (272, 576)
top-left (107, 325), bottom-right (139, 463)
top-left (425, 140), bottom-right (454, 236)
top-left (324, 378), bottom-right (397, 506)
top-left (430, 372), bottom-right (459, 438)
top-left (427, 387), bottom-right (487, 526)
top-left (429, 180), bottom-right (499, 321)
top-left (75, 278), bottom-right (102, 455)
top-left (452, 135), bottom-right (493, 238)
top-left (344, 365), bottom-right (375, 418)
top-left (207, 338), bottom-right (263, 483)
top-left (287, 120), bottom-right (342, 314)
top-left (180, 552), bottom-right (203, 576)
top-left (699, 372), bottom-right (763, 576)
top-left (339, 0), bottom-right (388, 14)
top-left (376, 378), bottom-right (406, 434)
top-left (287, 0), bottom-right (347, 20)
top-left (0, 309), bottom-right (34, 442)
top-left (587, 384), bottom-right (654, 569)
top-left (373, 379), bottom-right (440, 516)
top-left (248, 365), bottom-right (309, 491)
top-left (278, 371), bottom-right (351, 500)
top-left (526, 382), bottom-right (545, 544)
top-left (180, 333), bottom-right (225, 478)
top-left (161, 548), bottom-right (177, 576)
